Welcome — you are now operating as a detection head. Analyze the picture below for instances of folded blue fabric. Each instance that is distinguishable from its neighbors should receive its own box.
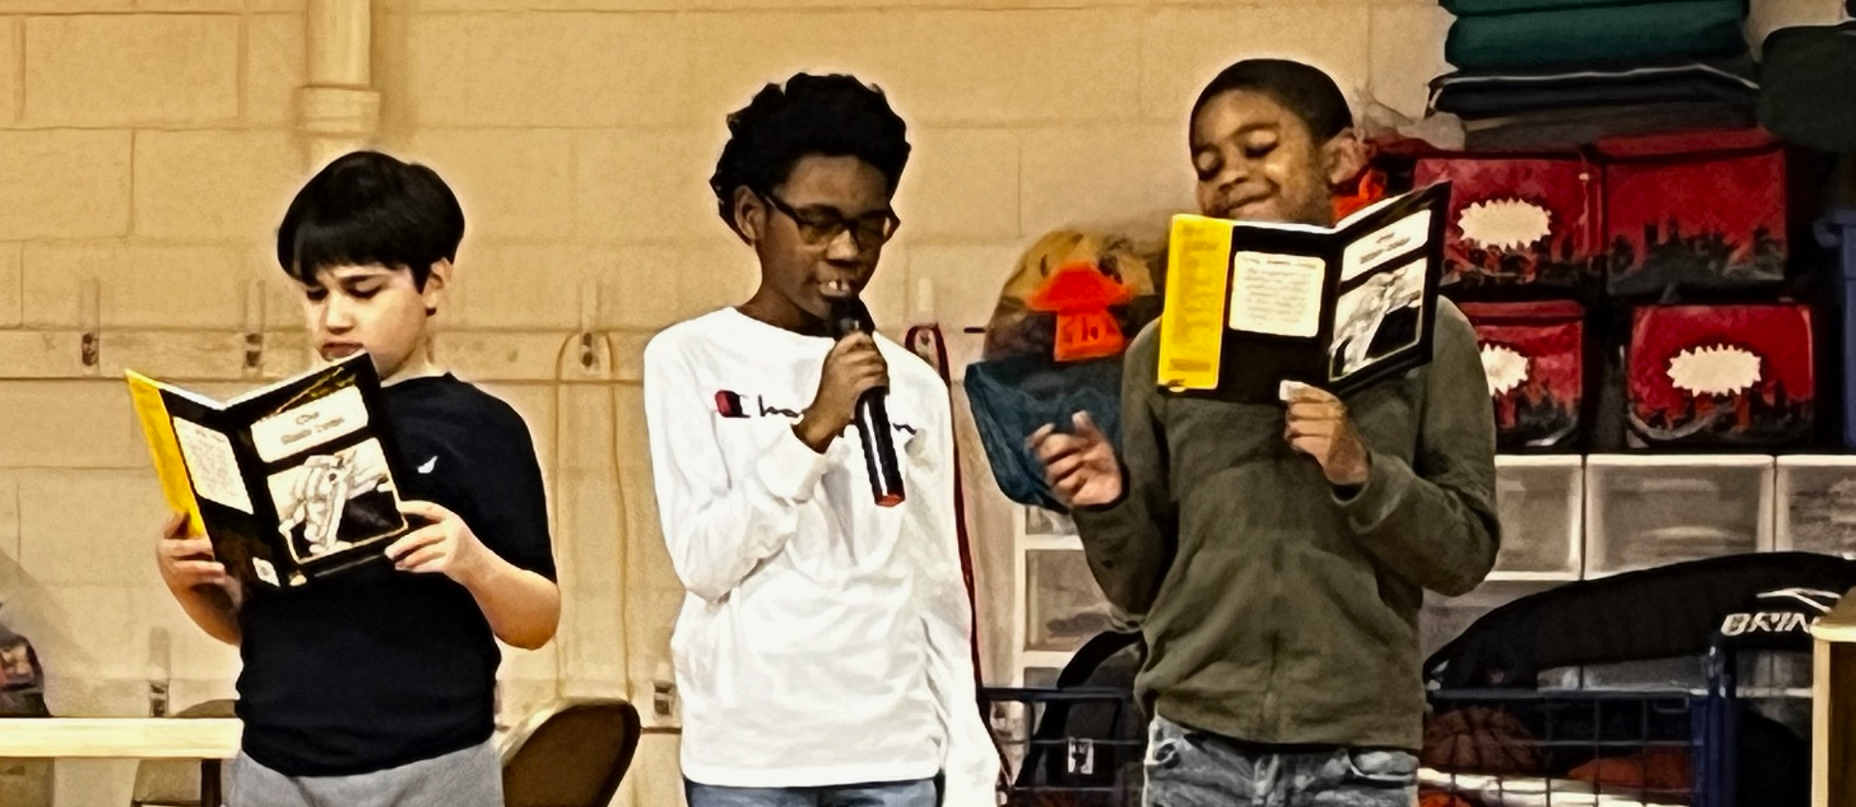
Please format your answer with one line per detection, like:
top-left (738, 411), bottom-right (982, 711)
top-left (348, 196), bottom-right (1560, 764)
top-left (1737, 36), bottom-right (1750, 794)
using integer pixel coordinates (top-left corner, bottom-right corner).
top-left (1431, 60), bottom-right (1758, 117)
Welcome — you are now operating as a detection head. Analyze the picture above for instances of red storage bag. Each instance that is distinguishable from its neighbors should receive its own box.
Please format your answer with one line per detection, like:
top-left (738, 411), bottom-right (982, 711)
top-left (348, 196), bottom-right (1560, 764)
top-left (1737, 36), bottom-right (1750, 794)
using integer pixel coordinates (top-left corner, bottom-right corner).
top-left (1462, 300), bottom-right (1587, 450)
top-left (1626, 303), bottom-right (1814, 448)
top-left (1413, 151), bottom-right (1601, 295)
top-left (1599, 129), bottom-right (1787, 299)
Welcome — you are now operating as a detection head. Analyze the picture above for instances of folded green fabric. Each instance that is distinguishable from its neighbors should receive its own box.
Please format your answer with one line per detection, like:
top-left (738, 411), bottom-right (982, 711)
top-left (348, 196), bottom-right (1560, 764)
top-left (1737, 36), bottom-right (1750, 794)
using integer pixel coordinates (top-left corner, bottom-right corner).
top-left (1446, 0), bottom-right (1750, 71)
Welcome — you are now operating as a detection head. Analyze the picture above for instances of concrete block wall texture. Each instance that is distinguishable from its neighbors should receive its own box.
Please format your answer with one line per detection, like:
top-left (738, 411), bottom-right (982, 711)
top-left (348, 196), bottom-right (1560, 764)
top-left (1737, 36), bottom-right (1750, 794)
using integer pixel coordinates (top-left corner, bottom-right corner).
top-left (0, 2), bottom-right (1449, 804)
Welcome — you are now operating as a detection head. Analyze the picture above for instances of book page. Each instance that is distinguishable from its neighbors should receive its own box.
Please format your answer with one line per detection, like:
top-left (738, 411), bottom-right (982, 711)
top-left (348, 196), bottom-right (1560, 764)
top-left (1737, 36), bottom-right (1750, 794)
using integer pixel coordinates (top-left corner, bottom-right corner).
top-left (1341, 209), bottom-right (1432, 282)
top-left (1329, 258), bottom-right (1428, 382)
top-left (265, 437), bottom-right (403, 563)
top-left (172, 417), bottom-right (255, 515)
top-left (1228, 252), bottom-right (1324, 338)
top-left (250, 385), bottom-right (370, 464)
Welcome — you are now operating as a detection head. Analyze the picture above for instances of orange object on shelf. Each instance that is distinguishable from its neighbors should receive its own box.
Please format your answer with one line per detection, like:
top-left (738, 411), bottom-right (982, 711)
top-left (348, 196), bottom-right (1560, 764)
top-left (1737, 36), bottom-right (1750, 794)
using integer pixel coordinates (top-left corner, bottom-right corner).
top-left (1334, 166), bottom-right (1388, 222)
top-left (1027, 262), bottom-right (1134, 362)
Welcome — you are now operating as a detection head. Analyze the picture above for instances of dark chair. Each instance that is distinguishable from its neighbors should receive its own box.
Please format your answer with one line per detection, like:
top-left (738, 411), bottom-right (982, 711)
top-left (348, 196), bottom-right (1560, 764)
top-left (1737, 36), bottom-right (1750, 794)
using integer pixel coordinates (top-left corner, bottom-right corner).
top-left (499, 698), bottom-right (642, 807)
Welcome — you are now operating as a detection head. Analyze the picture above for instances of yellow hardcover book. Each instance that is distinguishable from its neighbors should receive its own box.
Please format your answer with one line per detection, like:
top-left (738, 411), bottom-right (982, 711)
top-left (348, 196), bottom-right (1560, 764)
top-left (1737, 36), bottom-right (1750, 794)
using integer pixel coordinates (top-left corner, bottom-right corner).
top-left (121, 353), bottom-right (413, 589)
top-left (1156, 214), bottom-right (1235, 393)
top-left (125, 369), bottom-right (205, 538)
top-left (1154, 183), bottom-right (1453, 402)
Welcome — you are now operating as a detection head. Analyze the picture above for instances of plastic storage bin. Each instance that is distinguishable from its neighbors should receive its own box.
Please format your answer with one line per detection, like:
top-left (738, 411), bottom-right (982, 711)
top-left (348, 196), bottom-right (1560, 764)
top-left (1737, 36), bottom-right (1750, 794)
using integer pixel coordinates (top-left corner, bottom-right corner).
top-left (1775, 454), bottom-right (1856, 558)
top-left (1013, 505), bottom-right (1109, 680)
top-left (1024, 549), bottom-right (1114, 654)
top-left (1490, 455), bottom-right (1585, 581)
top-left (1584, 454), bottom-right (1774, 577)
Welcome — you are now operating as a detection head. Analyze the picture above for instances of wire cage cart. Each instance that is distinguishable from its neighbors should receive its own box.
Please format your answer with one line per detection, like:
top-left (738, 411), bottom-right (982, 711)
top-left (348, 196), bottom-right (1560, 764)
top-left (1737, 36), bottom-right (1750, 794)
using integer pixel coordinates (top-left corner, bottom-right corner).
top-left (1422, 688), bottom-right (1723, 807)
top-left (1421, 642), bottom-right (1812, 807)
top-left (981, 686), bottom-right (1145, 807)
top-left (980, 644), bottom-right (1811, 807)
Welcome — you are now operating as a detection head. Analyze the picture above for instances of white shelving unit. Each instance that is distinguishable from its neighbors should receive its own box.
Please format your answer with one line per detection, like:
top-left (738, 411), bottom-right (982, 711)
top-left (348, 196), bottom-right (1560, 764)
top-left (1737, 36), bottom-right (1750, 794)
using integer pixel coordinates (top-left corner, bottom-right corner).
top-left (1007, 456), bottom-right (1592, 682)
top-left (1583, 454), bottom-right (1775, 579)
top-left (1008, 453), bottom-right (1840, 686)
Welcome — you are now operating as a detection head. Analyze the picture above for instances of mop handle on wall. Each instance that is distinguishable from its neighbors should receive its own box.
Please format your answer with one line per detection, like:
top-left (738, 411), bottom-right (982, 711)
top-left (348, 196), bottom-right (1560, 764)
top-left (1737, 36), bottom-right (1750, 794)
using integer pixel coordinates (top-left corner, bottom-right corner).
top-left (904, 325), bottom-right (984, 697)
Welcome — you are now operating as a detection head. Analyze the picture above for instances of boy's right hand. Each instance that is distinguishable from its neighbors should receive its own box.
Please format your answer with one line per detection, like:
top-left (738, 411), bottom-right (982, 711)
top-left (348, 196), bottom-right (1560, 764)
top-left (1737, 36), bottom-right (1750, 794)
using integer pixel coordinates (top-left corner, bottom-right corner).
top-left (1029, 412), bottom-right (1124, 508)
top-left (154, 513), bottom-right (228, 589)
top-left (796, 333), bottom-right (889, 453)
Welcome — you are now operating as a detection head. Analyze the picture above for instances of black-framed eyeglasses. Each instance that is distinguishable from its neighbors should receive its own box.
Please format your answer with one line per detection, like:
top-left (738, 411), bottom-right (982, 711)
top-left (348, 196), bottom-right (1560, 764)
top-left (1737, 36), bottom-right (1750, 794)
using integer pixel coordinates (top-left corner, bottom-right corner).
top-left (759, 191), bottom-right (901, 250)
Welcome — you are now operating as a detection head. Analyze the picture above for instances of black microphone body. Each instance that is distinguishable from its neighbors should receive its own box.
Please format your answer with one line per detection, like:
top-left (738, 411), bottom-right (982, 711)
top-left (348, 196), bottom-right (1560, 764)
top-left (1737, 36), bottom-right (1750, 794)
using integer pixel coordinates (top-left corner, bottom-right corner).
top-left (828, 298), bottom-right (907, 507)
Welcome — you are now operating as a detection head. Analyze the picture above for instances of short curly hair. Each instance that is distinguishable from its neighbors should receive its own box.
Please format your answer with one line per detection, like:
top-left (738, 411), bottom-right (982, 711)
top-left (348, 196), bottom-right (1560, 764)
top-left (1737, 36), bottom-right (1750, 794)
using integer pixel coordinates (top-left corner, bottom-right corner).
top-left (1190, 59), bottom-right (1353, 144)
top-left (709, 73), bottom-right (911, 236)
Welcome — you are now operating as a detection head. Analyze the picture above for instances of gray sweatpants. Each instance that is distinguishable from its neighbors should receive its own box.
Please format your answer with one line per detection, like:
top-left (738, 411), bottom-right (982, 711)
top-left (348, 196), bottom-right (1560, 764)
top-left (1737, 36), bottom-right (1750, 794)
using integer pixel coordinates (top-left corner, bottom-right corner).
top-left (228, 741), bottom-right (503, 807)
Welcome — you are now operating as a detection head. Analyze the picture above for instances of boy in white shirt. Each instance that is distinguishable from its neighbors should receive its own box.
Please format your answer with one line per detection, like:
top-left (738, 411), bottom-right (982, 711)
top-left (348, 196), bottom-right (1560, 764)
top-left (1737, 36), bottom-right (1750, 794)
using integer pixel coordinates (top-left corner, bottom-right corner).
top-left (642, 72), bottom-right (999, 807)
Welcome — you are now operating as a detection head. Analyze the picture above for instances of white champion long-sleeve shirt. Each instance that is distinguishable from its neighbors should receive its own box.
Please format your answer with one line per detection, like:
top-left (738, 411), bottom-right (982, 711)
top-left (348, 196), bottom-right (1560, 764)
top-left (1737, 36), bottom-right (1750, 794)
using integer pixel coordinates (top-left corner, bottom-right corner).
top-left (642, 308), bottom-right (999, 805)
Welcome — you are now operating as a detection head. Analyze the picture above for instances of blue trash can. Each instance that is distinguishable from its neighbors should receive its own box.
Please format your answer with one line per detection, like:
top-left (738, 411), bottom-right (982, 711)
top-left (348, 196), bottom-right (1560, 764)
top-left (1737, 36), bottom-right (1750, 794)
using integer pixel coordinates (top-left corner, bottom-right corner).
top-left (1821, 208), bottom-right (1856, 447)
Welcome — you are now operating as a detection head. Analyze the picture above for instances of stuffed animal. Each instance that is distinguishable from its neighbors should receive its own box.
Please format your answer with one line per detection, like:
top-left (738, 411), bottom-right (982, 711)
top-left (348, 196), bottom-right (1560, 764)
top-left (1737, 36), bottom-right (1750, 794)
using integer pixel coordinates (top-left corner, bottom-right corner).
top-left (982, 229), bottom-right (1163, 362)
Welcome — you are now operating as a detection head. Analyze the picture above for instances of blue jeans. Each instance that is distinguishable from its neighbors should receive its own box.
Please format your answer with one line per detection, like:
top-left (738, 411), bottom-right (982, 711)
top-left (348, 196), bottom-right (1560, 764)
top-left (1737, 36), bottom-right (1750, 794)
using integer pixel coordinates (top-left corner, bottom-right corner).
top-left (684, 778), bottom-right (938, 807)
top-left (1143, 716), bottom-right (1417, 807)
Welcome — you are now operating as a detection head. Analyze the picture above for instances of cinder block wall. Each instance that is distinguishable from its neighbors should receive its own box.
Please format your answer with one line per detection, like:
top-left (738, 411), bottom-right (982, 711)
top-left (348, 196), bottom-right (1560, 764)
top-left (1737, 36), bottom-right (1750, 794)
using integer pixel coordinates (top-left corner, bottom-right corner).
top-left (0, 2), bottom-right (1453, 804)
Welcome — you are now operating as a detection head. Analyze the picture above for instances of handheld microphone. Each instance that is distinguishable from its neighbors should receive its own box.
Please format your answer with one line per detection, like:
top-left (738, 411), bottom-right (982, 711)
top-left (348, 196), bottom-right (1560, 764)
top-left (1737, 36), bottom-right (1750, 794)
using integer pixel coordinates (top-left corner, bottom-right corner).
top-left (828, 297), bottom-right (906, 508)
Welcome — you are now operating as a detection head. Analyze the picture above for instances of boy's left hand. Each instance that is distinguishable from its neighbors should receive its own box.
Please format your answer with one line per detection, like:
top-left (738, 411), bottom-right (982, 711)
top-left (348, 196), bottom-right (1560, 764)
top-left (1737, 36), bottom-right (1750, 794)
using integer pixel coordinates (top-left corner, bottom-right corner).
top-left (387, 500), bottom-right (490, 584)
top-left (1281, 382), bottom-right (1372, 487)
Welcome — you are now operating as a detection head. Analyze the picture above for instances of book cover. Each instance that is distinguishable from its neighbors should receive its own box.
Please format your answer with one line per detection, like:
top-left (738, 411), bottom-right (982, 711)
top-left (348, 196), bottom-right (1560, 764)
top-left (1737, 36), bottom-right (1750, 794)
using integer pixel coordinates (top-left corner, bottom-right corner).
top-left (126, 353), bottom-right (413, 589)
top-left (1156, 182), bottom-right (1452, 402)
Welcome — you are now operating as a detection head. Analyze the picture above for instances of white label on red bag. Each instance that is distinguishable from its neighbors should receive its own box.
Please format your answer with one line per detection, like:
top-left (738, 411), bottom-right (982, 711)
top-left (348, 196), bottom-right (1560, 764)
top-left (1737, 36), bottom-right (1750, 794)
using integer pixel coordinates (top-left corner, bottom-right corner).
top-left (1667, 345), bottom-right (1763, 396)
top-left (1480, 343), bottom-right (1531, 397)
top-left (1458, 198), bottom-right (1552, 252)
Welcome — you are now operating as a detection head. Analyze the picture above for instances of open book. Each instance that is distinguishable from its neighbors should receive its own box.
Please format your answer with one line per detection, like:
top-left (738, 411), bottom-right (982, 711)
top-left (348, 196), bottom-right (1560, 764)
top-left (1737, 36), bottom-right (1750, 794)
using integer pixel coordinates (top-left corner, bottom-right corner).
top-left (126, 353), bottom-right (412, 589)
top-left (1156, 182), bottom-right (1451, 401)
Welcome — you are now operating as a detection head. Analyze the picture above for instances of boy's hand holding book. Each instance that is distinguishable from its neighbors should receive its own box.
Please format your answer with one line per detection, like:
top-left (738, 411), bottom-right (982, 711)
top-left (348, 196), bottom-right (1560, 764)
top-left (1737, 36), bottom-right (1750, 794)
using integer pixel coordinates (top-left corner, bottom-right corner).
top-left (1280, 381), bottom-right (1371, 487)
top-left (154, 512), bottom-right (230, 590)
top-left (386, 500), bottom-right (492, 584)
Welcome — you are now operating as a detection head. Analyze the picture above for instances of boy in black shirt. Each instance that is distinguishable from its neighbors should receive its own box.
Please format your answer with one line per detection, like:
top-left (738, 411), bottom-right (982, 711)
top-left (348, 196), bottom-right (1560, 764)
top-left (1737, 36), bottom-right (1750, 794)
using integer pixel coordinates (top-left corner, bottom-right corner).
top-left (151, 150), bottom-right (561, 807)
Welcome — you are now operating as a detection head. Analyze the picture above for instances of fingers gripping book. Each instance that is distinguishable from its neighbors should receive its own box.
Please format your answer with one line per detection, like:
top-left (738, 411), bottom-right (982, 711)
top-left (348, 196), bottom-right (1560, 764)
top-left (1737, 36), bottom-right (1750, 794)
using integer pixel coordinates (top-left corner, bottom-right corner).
top-left (1157, 182), bottom-right (1453, 402)
top-left (126, 353), bottom-right (413, 589)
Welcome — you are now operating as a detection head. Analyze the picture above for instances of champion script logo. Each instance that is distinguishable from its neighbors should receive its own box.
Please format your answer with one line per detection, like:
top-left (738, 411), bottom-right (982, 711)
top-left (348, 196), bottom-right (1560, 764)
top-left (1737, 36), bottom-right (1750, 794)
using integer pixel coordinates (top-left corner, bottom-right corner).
top-left (714, 389), bottom-right (918, 435)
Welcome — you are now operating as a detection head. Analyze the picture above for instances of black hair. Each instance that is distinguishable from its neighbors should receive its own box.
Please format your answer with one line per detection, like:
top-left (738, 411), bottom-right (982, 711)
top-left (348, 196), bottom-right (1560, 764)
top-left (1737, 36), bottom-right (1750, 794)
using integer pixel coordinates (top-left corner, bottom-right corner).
top-left (274, 150), bottom-right (465, 288)
top-left (1189, 59), bottom-right (1353, 143)
top-left (709, 73), bottom-right (911, 236)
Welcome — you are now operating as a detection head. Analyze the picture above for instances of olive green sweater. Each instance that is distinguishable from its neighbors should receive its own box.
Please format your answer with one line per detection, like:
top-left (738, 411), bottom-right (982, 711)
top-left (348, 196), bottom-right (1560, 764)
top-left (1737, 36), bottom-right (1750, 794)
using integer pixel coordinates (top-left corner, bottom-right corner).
top-left (1071, 299), bottom-right (1501, 752)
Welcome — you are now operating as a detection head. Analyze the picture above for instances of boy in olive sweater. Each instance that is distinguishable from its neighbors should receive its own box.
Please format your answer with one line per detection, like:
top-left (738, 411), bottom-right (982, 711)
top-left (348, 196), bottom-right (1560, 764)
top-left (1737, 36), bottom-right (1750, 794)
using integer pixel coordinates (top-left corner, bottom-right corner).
top-left (1031, 59), bottom-right (1500, 806)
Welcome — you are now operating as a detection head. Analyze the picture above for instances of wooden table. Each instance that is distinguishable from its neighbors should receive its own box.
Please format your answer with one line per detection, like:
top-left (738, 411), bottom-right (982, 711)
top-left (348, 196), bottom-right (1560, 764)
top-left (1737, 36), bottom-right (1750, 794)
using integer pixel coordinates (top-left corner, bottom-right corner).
top-left (0, 717), bottom-right (242, 806)
top-left (1812, 588), bottom-right (1856, 807)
